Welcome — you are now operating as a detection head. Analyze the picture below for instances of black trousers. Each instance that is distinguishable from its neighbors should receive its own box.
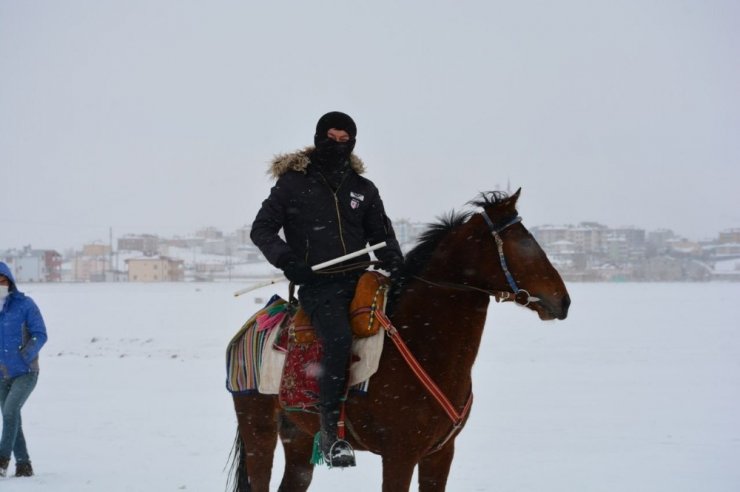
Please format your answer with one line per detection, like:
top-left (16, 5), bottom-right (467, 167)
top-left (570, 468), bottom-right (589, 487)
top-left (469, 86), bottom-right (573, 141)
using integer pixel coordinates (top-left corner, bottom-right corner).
top-left (298, 275), bottom-right (360, 423)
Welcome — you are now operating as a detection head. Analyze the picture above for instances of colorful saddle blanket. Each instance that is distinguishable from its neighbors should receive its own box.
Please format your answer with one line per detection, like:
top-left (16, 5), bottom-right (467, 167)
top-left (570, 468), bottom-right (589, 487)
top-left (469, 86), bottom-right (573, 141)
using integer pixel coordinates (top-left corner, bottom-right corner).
top-left (225, 273), bottom-right (388, 411)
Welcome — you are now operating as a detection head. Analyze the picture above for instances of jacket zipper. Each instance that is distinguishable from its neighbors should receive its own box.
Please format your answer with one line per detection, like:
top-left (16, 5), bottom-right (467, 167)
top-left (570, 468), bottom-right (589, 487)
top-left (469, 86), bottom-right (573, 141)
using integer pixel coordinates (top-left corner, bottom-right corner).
top-left (317, 170), bottom-right (349, 256)
top-left (333, 193), bottom-right (348, 255)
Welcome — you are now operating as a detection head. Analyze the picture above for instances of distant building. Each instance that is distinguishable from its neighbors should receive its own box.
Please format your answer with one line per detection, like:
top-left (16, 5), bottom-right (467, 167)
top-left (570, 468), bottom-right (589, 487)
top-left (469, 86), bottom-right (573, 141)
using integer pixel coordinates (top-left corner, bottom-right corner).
top-left (1, 246), bottom-right (62, 282)
top-left (195, 227), bottom-right (223, 240)
top-left (73, 255), bottom-right (110, 282)
top-left (202, 239), bottom-right (229, 255)
top-left (667, 237), bottom-right (702, 256)
top-left (82, 243), bottom-right (111, 257)
top-left (708, 242), bottom-right (740, 258)
top-left (126, 256), bottom-right (184, 282)
top-left (235, 244), bottom-right (263, 262)
top-left (234, 226), bottom-right (252, 245)
top-left (605, 235), bottom-right (629, 264)
top-left (69, 242), bottom-right (114, 282)
top-left (646, 229), bottom-right (676, 252)
top-left (532, 222), bottom-right (609, 255)
top-left (609, 227), bottom-right (646, 263)
top-left (712, 258), bottom-right (740, 281)
top-left (718, 229), bottom-right (740, 244)
top-left (118, 234), bottom-right (159, 255)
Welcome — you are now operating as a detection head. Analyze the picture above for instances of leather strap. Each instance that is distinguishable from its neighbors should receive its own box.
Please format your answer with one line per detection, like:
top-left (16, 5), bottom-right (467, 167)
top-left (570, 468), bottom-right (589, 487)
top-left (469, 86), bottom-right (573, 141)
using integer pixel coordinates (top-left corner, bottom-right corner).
top-left (375, 311), bottom-right (473, 427)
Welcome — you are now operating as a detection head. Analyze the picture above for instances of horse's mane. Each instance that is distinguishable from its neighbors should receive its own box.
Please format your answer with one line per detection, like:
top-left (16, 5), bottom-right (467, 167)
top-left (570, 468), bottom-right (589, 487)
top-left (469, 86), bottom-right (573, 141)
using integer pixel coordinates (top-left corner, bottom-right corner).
top-left (466, 190), bottom-right (510, 209)
top-left (403, 190), bottom-right (510, 278)
top-left (387, 191), bottom-right (510, 314)
top-left (401, 210), bottom-right (472, 281)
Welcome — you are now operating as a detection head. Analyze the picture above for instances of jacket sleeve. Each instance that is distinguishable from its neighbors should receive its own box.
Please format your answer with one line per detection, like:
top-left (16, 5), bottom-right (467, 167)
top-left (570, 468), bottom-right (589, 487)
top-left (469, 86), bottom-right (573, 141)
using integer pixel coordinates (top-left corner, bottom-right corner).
top-left (20, 298), bottom-right (48, 364)
top-left (250, 178), bottom-right (294, 267)
top-left (363, 188), bottom-right (403, 264)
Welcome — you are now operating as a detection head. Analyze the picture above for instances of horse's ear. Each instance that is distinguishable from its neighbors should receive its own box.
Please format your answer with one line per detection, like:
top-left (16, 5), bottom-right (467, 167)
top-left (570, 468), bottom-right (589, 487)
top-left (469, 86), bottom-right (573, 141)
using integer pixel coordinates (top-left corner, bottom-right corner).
top-left (510, 187), bottom-right (522, 204)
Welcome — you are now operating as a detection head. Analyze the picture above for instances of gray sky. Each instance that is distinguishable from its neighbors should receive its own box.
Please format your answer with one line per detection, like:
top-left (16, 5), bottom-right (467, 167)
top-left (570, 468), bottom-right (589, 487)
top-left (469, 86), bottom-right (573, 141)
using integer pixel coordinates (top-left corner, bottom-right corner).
top-left (1, 0), bottom-right (738, 250)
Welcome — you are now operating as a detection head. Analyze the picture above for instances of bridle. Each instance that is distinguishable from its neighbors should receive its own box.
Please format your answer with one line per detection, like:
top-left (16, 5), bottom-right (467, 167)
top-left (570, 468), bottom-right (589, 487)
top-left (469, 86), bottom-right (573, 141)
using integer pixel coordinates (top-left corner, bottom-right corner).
top-left (415, 210), bottom-right (540, 307)
top-left (480, 210), bottom-right (541, 306)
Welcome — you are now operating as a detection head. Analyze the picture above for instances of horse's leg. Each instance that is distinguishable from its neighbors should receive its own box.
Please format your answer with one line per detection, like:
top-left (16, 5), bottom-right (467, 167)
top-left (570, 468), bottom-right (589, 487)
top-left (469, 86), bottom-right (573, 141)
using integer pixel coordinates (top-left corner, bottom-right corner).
top-left (276, 413), bottom-right (314, 492)
top-left (233, 394), bottom-right (279, 492)
top-left (418, 441), bottom-right (456, 492)
top-left (381, 453), bottom-right (417, 492)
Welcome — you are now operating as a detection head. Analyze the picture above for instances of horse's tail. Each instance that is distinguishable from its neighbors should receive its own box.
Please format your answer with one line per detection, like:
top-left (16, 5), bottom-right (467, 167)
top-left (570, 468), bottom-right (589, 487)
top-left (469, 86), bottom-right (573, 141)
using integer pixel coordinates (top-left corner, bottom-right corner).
top-left (225, 429), bottom-right (250, 492)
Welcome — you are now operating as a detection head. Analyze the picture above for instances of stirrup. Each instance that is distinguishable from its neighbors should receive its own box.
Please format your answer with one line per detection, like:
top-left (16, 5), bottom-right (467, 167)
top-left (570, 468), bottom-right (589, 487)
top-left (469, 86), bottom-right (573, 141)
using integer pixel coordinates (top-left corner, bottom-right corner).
top-left (326, 439), bottom-right (356, 468)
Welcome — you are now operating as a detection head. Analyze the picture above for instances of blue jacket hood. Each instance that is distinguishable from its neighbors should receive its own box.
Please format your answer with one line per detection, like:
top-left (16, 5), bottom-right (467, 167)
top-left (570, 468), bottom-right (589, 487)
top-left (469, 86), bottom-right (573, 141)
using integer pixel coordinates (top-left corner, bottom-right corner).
top-left (0, 261), bottom-right (17, 292)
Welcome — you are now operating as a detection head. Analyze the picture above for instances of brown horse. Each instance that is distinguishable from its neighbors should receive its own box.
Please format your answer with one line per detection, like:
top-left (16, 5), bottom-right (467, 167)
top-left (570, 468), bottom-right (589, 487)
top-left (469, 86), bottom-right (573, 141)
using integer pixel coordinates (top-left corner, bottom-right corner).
top-left (229, 189), bottom-right (570, 492)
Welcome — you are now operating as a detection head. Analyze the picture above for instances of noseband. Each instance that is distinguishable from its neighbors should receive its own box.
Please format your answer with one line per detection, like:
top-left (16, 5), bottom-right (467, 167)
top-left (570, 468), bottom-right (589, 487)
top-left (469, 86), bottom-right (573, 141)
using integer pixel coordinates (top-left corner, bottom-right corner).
top-left (414, 210), bottom-right (540, 307)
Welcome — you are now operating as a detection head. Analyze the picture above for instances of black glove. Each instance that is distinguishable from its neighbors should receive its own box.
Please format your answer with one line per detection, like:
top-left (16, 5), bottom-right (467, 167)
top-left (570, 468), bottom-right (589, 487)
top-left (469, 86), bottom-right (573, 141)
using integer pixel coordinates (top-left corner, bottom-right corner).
top-left (380, 254), bottom-right (404, 283)
top-left (278, 254), bottom-right (316, 285)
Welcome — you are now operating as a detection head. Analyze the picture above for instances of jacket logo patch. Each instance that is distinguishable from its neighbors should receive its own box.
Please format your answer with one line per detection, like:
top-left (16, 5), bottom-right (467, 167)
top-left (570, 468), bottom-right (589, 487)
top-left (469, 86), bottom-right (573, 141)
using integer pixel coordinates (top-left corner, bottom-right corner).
top-left (351, 199), bottom-right (360, 209)
top-left (350, 192), bottom-right (364, 201)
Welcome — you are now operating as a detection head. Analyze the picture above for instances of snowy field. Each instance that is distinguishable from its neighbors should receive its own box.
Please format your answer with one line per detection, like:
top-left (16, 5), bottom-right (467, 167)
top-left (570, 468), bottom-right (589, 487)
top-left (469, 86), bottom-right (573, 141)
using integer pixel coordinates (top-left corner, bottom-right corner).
top-left (2, 281), bottom-right (738, 491)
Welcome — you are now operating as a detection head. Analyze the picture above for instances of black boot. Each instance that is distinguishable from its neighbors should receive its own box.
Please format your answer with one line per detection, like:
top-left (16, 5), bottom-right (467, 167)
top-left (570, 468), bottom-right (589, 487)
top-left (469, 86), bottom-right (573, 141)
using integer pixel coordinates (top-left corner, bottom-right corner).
top-left (15, 462), bottom-right (34, 477)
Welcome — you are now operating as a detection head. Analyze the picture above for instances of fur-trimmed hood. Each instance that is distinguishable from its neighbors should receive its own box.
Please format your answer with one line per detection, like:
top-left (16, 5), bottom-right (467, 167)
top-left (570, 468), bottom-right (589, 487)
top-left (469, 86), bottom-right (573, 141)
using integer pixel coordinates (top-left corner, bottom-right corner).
top-left (268, 146), bottom-right (366, 179)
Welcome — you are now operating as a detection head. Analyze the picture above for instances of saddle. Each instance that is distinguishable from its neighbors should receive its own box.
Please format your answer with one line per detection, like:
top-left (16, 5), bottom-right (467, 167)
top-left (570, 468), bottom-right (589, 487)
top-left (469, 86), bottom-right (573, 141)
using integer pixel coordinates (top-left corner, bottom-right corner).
top-left (224, 271), bottom-right (390, 406)
top-left (277, 271), bottom-right (390, 411)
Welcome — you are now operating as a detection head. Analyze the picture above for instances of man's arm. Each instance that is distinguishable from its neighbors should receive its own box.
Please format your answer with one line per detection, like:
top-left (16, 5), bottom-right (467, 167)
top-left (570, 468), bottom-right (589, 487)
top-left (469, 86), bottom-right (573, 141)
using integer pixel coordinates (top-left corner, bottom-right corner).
top-left (250, 181), bottom-right (294, 267)
top-left (363, 190), bottom-right (403, 265)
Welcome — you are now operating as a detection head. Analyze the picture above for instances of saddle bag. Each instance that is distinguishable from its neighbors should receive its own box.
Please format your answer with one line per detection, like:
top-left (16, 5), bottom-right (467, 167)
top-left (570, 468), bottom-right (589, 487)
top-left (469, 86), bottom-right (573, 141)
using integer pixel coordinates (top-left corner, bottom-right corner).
top-left (290, 308), bottom-right (316, 344)
top-left (349, 271), bottom-right (389, 338)
top-left (289, 271), bottom-right (390, 345)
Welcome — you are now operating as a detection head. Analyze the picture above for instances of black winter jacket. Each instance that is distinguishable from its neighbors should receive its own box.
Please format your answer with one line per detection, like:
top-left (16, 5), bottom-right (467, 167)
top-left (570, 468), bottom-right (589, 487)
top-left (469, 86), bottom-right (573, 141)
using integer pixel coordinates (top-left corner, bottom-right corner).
top-left (250, 147), bottom-right (402, 272)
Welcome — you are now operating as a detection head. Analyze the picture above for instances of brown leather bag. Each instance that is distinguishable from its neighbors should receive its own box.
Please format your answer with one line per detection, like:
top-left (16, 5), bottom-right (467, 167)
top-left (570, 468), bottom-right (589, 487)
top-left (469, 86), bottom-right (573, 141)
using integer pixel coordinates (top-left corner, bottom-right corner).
top-left (290, 307), bottom-right (316, 344)
top-left (289, 271), bottom-right (390, 344)
top-left (350, 271), bottom-right (390, 338)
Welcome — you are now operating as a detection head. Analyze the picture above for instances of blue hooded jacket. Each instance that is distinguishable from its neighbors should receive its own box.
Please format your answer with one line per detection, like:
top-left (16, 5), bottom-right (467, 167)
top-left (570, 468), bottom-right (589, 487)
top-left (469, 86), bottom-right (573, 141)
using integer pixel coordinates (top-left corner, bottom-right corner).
top-left (0, 262), bottom-right (48, 378)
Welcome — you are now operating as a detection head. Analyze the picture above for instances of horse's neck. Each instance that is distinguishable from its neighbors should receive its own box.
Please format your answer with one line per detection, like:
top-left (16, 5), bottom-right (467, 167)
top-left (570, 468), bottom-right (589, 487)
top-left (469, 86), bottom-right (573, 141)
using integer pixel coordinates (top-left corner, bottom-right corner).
top-left (392, 282), bottom-right (490, 387)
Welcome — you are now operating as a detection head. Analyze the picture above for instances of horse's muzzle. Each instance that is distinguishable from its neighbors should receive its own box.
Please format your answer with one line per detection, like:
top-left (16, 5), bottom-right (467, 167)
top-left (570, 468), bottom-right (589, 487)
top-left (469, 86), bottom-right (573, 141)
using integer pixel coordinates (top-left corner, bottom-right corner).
top-left (558, 294), bottom-right (571, 320)
top-left (536, 293), bottom-right (570, 320)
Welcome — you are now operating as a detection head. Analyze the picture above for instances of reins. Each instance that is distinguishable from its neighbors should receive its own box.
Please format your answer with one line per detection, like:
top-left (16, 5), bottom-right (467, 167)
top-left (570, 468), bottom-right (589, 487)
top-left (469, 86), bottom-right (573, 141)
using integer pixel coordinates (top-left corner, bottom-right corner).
top-left (411, 275), bottom-right (516, 304)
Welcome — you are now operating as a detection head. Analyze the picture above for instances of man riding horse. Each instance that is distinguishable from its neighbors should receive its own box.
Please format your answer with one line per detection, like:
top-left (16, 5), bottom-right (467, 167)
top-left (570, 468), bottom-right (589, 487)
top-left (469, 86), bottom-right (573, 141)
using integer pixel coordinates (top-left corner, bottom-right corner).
top-left (250, 111), bottom-right (404, 467)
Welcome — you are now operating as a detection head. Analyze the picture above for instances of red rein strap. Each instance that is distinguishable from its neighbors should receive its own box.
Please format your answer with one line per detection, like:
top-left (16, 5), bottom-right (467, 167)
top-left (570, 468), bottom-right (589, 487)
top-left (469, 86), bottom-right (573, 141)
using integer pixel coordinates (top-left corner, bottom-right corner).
top-left (375, 311), bottom-right (473, 427)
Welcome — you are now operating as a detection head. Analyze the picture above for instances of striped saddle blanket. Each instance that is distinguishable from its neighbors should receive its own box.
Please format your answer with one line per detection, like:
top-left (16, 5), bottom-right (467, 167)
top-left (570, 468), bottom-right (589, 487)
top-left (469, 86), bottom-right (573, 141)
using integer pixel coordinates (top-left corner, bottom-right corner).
top-left (225, 293), bottom-right (384, 411)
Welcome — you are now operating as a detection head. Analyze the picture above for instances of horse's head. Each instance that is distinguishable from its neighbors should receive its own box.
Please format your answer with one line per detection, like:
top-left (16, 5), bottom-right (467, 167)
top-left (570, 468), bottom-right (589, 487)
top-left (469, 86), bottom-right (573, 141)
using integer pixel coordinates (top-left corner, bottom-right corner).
top-left (397, 189), bottom-right (570, 321)
top-left (467, 188), bottom-right (570, 320)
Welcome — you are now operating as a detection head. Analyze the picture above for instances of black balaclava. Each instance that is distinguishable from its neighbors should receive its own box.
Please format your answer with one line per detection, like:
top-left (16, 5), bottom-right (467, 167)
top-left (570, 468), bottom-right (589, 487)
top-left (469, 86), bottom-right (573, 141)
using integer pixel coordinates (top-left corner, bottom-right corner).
top-left (312, 111), bottom-right (357, 171)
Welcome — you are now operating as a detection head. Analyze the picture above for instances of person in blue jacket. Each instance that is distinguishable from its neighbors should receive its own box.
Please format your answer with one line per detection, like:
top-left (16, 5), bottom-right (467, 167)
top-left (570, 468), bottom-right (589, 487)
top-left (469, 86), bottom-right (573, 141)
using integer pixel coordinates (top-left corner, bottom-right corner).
top-left (0, 262), bottom-right (47, 478)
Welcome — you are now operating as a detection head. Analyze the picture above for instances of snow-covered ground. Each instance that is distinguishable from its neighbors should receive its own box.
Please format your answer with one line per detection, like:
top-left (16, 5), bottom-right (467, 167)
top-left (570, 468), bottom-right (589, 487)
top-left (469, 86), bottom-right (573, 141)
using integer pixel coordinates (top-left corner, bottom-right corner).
top-left (2, 281), bottom-right (738, 491)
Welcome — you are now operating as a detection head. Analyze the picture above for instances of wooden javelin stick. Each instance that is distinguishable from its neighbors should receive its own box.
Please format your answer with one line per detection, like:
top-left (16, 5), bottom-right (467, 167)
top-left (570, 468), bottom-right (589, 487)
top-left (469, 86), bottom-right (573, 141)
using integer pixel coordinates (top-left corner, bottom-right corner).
top-left (232, 242), bottom-right (387, 297)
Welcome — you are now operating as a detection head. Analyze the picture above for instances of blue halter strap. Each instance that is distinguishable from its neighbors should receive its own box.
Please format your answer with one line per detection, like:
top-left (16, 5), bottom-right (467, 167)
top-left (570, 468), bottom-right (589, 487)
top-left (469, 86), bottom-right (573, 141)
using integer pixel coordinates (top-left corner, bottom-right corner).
top-left (479, 211), bottom-right (532, 301)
